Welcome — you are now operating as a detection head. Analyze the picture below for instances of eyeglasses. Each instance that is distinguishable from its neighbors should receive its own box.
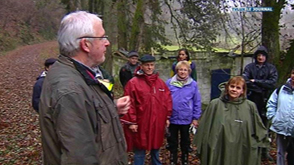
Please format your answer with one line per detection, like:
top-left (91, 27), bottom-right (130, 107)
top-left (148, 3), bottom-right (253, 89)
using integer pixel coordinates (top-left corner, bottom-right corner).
top-left (77, 35), bottom-right (108, 41)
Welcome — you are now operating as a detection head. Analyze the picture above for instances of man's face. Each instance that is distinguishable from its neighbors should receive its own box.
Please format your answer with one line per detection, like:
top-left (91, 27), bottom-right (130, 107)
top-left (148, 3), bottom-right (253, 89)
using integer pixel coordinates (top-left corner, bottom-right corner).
top-left (256, 53), bottom-right (266, 64)
top-left (129, 56), bottom-right (138, 65)
top-left (141, 62), bottom-right (155, 75)
top-left (88, 21), bottom-right (110, 66)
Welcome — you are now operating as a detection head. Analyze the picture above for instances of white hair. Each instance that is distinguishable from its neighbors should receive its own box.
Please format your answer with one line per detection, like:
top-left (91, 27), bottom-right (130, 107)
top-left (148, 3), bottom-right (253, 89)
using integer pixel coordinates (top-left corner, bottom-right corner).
top-left (57, 11), bottom-right (102, 57)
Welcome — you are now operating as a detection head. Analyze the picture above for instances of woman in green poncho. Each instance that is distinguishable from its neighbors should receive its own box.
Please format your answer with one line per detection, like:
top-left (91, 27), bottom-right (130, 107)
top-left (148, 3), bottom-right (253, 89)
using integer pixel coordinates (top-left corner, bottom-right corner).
top-left (194, 76), bottom-right (269, 165)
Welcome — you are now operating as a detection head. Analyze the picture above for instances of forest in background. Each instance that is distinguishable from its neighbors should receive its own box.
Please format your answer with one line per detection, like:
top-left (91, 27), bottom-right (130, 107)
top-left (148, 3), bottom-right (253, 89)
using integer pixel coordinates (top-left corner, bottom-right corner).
top-left (1, 0), bottom-right (294, 83)
top-left (1, 1), bottom-right (294, 164)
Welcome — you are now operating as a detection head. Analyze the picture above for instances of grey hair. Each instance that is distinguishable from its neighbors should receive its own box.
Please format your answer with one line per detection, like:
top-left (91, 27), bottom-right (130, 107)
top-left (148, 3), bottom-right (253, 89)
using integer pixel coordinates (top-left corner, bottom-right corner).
top-left (57, 11), bottom-right (102, 57)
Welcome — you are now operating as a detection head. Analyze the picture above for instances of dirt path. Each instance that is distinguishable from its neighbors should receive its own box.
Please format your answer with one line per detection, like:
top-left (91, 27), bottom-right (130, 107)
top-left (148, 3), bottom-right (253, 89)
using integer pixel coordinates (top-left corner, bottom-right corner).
top-left (0, 41), bottom-right (58, 164)
top-left (0, 41), bottom-right (277, 164)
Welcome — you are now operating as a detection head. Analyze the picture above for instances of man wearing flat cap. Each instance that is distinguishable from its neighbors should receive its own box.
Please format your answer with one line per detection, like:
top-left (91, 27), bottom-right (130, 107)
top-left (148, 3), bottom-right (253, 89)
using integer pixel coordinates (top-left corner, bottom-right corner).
top-left (32, 58), bottom-right (57, 113)
top-left (121, 54), bottom-right (173, 165)
top-left (119, 50), bottom-right (140, 88)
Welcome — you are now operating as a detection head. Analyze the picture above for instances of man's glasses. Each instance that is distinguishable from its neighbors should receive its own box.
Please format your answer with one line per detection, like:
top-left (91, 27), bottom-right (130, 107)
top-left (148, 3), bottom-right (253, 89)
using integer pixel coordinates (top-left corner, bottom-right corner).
top-left (77, 36), bottom-right (108, 41)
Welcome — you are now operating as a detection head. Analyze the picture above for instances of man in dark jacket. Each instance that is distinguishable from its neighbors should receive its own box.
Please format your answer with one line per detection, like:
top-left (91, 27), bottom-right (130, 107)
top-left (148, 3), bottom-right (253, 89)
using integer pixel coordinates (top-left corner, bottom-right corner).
top-left (39, 11), bottom-right (130, 165)
top-left (32, 58), bottom-right (56, 113)
top-left (242, 45), bottom-right (278, 160)
top-left (119, 50), bottom-right (139, 88)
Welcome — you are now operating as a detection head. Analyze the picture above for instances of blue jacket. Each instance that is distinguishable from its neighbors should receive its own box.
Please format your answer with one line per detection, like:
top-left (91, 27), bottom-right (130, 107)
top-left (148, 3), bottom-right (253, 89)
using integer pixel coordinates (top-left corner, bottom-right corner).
top-left (166, 75), bottom-right (201, 125)
top-left (266, 79), bottom-right (294, 137)
top-left (32, 71), bottom-right (47, 113)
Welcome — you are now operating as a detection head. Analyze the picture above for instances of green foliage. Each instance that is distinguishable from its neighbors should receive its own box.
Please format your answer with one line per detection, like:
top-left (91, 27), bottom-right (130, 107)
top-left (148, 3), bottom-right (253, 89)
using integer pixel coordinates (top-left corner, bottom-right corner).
top-left (262, 0), bottom-right (286, 63)
top-left (164, 0), bottom-right (222, 51)
top-left (0, 0), bottom-right (65, 52)
top-left (60, 0), bottom-right (71, 12)
top-left (141, 25), bottom-right (171, 54)
top-left (277, 39), bottom-right (294, 85)
top-left (19, 23), bottom-right (35, 44)
top-left (117, 0), bottom-right (128, 49)
top-left (0, 31), bottom-right (19, 52)
top-left (35, 0), bottom-right (65, 40)
top-left (128, 0), bottom-right (144, 50)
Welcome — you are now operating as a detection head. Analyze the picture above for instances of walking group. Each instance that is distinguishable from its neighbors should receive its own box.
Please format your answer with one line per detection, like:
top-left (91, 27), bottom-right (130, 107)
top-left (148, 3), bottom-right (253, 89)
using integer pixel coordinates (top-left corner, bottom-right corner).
top-left (32, 10), bottom-right (294, 165)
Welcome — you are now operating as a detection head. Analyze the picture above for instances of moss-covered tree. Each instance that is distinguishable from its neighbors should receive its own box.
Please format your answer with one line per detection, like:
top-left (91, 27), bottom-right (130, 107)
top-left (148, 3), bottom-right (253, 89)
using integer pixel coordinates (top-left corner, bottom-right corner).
top-left (261, 0), bottom-right (286, 64)
top-left (117, 0), bottom-right (128, 50)
top-left (277, 39), bottom-right (294, 84)
top-left (128, 0), bottom-right (144, 51)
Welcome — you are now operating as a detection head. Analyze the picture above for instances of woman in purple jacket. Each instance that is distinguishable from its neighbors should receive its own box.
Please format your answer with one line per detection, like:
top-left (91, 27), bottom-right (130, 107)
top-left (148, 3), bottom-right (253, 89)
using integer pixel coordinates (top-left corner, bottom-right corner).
top-left (166, 61), bottom-right (202, 165)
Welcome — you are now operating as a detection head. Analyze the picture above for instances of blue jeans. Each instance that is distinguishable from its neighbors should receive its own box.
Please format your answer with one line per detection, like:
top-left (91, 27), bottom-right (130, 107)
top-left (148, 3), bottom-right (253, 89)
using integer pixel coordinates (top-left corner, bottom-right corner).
top-left (134, 149), bottom-right (161, 165)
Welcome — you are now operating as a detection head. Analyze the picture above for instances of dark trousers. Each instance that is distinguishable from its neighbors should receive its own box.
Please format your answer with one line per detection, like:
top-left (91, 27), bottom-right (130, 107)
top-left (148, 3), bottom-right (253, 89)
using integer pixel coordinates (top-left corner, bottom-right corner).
top-left (248, 91), bottom-right (272, 156)
top-left (247, 91), bottom-right (268, 126)
top-left (167, 124), bottom-right (190, 153)
top-left (287, 138), bottom-right (294, 165)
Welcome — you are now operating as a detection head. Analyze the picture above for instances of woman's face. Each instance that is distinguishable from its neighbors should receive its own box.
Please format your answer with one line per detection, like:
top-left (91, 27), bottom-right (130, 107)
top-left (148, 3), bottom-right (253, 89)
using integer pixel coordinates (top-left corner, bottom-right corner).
top-left (177, 65), bottom-right (189, 79)
top-left (178, 50), bottom-right (188, 61)
top-left (228, 82), bottom-right (244, 100)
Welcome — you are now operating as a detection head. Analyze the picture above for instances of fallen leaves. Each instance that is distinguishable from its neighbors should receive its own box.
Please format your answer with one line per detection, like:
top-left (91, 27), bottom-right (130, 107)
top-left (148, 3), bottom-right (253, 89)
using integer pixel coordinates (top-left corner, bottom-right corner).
top-left (0, 41), bottom-right (277, 164)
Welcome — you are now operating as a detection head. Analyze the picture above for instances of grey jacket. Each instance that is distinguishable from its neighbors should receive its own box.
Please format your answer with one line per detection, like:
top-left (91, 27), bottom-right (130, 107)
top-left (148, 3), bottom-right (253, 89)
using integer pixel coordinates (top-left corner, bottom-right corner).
top-left (39, 55), bottom-right (127, 165)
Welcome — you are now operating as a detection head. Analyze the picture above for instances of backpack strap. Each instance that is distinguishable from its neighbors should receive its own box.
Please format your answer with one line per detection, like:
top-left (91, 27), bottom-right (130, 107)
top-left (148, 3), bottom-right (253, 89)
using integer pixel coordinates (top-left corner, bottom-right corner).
top-left (275, 86), bottom-right (282, 96)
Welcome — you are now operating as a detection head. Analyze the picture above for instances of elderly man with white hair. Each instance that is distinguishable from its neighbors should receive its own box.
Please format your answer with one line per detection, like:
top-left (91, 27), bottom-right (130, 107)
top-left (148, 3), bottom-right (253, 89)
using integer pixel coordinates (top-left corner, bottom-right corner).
top-left (39, 11), bottom-right (130, 165)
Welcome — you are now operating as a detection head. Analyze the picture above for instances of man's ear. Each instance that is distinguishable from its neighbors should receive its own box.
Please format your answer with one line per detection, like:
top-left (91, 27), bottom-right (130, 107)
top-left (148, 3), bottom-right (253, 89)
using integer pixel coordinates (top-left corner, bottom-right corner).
top-left (80, 39), bottom-right (91, 53)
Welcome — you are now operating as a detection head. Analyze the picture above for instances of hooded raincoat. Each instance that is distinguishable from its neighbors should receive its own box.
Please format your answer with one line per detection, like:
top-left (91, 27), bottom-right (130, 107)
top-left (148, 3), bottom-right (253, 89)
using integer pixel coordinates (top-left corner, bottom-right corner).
top-left (121, 69), bottom-right (172, 151)
top-left (194, 95), bottom-right (269, 165)
top-left (242, 46), bottom-right (278, 95)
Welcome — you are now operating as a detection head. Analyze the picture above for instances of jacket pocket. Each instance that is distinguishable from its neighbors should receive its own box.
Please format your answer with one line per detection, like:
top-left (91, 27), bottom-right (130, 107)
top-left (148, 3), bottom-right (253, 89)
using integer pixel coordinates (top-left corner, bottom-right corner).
top-left (94, 99), bottom-right (123, 152)
top-left (94, 99), bottom-right (113, 151)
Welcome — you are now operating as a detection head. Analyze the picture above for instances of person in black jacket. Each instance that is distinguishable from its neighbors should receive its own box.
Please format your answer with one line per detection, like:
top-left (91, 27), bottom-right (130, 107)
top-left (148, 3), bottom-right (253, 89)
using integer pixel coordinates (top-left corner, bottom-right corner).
top-left (32, 58), bottom-right (57, 113)
top-left (242, 45), bottom-right (278, 161)
top-left (119, 51), bottom-right (140, 88)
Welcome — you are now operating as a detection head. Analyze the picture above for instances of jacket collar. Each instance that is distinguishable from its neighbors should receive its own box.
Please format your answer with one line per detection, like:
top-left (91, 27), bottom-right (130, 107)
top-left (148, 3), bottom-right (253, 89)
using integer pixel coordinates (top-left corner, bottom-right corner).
top-left (59, 55), bottom-right (113, 100)
top-left (220, 94), bottom-right (246, 105)
top-left (169, 75), bottom-right (193, 87)
top-left (282, 78), bottom-right (294, 93)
